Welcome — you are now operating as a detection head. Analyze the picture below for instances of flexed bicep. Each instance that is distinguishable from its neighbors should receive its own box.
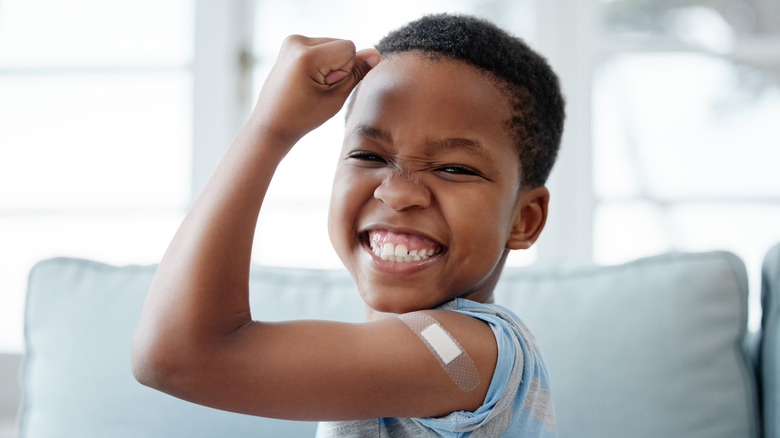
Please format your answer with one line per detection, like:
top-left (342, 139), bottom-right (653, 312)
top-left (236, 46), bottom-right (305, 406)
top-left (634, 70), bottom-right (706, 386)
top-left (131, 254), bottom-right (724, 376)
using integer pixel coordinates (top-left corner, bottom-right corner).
top-left (154, 310), bottom-right (497, 421)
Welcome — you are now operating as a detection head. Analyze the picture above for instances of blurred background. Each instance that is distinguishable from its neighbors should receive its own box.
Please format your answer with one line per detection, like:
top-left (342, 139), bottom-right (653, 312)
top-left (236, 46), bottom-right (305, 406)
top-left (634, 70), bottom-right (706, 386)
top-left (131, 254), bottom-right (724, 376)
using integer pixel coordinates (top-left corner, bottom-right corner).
top-left (1, 0), bottom-right (778, 354)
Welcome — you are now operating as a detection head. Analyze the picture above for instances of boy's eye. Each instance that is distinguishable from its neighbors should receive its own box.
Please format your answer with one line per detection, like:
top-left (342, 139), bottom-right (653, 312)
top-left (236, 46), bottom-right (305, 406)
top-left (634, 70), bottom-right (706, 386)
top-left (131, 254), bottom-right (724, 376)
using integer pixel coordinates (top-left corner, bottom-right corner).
top-left (348, 151), bottom-right (386, 163)
top-left (436, 165), bottom-right (482, 177)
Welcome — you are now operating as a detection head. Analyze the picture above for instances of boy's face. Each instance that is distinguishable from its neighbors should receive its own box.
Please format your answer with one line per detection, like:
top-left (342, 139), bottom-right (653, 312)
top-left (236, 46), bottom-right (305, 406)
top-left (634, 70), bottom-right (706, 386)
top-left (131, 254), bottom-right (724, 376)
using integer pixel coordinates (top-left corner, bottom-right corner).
top-left (328, 53), bottom-right (544, 317)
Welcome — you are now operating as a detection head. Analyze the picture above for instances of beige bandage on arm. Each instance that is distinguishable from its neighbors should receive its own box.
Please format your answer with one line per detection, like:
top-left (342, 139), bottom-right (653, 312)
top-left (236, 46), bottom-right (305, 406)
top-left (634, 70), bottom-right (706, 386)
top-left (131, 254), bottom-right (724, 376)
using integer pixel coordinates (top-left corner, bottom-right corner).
top-left (398, 312), bottom-right (481, 392)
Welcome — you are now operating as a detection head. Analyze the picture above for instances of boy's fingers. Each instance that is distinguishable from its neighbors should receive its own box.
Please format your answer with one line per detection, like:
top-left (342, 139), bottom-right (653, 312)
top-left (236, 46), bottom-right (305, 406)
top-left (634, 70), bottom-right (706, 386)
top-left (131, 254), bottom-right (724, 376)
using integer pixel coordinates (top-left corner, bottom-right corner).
top-left (324, 69), bottom-right (350, 85)
top-left (304, 40), bottom-right (380, 87)
top-left (283, 36), bottom-right (381, 86)
top-left (322, 48), bottom-right (380, 86)
top-left (304, 39), bottom-right (356, 83)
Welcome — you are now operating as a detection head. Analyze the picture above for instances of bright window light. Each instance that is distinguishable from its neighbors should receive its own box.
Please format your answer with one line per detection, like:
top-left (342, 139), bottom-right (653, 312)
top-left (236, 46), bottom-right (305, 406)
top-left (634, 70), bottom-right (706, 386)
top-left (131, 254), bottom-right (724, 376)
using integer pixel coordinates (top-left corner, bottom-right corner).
top-left (0, 0), bottom-right (193, 352)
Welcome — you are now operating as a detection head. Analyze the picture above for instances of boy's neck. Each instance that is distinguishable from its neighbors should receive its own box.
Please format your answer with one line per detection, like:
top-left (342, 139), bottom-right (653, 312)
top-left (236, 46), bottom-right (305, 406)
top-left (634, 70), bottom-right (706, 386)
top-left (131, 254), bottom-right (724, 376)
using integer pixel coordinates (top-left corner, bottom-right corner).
top-left (364, 294), bottom-right (496, 321)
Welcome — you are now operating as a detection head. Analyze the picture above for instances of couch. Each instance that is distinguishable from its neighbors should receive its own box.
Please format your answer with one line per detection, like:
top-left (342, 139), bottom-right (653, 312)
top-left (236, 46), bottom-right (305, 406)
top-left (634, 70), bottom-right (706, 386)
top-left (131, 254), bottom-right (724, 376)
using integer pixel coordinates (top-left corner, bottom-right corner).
top-left (10, 243), bottom-right (780, 437)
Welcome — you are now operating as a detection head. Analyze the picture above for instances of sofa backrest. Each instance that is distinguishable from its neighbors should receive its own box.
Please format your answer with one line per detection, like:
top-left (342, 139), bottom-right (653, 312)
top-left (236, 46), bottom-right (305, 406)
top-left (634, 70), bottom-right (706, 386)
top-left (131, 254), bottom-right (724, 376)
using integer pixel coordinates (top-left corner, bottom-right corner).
top-left (21, 259), bottom-right (332, 438)
top-left (495, 251), bottom-right (759, 438)
top-left (21, 252), bottom-right (760, 437)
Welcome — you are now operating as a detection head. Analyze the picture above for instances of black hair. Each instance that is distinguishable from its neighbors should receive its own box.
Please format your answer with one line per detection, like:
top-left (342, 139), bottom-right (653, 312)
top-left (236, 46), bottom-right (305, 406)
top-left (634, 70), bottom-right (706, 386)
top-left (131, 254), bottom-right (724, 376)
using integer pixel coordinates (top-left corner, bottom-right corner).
top-left (369, 13), bottom-right (565, 187)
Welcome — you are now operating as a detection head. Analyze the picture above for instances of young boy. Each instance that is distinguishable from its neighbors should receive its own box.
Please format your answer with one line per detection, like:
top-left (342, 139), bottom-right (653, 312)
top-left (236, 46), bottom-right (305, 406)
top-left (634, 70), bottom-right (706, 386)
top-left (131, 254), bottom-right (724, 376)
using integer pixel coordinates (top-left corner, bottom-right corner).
top-left (132, 13), bottom-right (564, 437)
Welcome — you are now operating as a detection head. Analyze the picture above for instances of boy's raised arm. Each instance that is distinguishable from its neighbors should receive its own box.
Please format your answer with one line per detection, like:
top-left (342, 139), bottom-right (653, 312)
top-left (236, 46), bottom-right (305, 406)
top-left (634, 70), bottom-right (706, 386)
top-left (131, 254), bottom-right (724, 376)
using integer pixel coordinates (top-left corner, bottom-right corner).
top-left (130, 36), bottom-right (497, 421)
top-left (131, 35), bottom-right (375, 410)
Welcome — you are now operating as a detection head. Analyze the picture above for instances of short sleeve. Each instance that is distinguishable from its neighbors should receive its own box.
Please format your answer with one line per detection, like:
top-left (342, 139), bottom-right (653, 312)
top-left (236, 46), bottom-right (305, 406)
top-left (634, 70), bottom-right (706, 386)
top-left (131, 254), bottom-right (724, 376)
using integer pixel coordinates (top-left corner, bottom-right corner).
top-left (412, 299), bottom-right (556, 437)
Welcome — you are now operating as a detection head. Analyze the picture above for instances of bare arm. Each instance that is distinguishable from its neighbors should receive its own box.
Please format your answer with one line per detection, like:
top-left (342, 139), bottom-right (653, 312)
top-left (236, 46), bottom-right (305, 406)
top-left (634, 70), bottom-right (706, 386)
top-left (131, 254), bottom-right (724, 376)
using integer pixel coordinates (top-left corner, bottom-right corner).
top-left (131, 36), bottom-right (497, 421)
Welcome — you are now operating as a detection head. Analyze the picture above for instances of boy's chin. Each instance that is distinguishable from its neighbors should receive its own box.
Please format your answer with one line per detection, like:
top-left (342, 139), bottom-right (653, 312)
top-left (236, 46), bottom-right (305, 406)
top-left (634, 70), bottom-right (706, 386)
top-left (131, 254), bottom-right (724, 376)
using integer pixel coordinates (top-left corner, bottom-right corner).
top-left (358, 286), bottom-right (449, 317)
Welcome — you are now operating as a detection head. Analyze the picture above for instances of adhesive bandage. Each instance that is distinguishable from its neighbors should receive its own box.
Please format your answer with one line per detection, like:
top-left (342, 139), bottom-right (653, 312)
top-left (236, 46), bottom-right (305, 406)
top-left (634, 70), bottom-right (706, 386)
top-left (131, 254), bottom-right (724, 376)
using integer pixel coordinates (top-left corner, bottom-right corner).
top-left (399, 312), bottom-right (481, 392)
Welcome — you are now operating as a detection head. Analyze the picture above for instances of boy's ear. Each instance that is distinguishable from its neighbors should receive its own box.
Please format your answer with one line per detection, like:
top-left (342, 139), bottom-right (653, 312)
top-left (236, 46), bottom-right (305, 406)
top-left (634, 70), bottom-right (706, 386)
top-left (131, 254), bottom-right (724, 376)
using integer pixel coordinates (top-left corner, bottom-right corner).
top-left (506, 186), bottom-right (549, 250)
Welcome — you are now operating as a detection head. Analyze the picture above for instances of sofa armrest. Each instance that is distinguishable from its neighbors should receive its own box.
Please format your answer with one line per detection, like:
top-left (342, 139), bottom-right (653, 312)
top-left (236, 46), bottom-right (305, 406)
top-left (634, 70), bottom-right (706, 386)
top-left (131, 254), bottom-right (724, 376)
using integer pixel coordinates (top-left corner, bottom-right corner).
top-left (761, 243), bottom-right (780, 438)
top-left (0, 353), bottom-right (22, 438)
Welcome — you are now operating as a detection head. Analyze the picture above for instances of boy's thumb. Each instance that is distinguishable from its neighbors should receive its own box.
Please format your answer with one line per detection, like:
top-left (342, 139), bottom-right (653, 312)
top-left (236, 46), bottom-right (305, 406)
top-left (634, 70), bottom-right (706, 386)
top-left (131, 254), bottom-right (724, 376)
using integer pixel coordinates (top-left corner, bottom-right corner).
top-left (351, 48), bottom-right (381, 83)
top-left (364, 53), bottom-right (381, 69)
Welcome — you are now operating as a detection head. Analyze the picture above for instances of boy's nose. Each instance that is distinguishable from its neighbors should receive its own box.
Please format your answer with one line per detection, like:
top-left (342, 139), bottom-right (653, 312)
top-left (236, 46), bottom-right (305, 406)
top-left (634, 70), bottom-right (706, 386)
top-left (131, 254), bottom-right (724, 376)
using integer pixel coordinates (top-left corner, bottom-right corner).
top-left (373, 173), bottom-right (431, 211)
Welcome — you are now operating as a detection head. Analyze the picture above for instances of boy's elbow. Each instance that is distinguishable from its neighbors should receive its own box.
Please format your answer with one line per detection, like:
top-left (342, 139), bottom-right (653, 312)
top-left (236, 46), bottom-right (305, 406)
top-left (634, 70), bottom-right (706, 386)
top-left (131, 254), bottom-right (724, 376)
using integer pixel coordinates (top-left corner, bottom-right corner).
top-left (130, 332), bottom-right (186, 392)
top-left (130, 346), bottom-right (159, 388)
top-left (131, 340), bottom-right (164, 390)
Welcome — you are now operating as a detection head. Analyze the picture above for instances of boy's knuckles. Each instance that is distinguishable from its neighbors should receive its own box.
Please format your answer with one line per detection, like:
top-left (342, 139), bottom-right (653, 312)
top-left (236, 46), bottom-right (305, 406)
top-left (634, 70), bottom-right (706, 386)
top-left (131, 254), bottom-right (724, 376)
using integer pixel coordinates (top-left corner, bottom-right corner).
top-left (302, 42), bottom-right (356, 67)
top-left (281, 34), bottom-right (308, 48)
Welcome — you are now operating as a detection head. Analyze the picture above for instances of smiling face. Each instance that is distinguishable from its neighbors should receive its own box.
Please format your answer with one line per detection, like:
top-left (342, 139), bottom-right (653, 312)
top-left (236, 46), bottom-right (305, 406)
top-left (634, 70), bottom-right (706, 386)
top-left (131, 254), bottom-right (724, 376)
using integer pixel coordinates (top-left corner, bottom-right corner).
top-left (328, 53), bottom-right (546, 318)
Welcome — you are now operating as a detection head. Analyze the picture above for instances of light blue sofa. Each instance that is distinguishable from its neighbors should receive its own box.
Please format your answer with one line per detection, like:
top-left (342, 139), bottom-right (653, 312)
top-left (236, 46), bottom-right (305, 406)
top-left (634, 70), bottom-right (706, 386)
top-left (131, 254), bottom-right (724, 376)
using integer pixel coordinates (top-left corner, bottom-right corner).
top-left (13, 244), bottom-right (780, 437)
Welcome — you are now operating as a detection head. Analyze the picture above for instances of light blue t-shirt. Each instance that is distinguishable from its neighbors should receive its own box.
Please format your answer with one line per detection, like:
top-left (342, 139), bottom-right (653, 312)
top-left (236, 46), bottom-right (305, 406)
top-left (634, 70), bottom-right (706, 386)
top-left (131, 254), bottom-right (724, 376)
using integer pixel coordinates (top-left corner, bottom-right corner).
top-left (316, 298), bottom-right (557, 437)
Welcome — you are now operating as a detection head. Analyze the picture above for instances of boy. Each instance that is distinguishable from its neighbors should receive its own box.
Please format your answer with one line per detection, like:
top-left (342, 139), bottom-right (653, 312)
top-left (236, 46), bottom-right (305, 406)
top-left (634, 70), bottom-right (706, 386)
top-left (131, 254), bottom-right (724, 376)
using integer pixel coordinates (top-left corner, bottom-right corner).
top-left (132, 13), bottom-right (564, 437)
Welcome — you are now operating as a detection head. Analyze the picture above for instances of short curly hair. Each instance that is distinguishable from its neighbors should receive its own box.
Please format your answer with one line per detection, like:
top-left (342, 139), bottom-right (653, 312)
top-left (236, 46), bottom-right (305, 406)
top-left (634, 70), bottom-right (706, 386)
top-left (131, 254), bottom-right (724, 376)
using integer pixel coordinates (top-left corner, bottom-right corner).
top-left (362, 13), bottom-right (565, 188)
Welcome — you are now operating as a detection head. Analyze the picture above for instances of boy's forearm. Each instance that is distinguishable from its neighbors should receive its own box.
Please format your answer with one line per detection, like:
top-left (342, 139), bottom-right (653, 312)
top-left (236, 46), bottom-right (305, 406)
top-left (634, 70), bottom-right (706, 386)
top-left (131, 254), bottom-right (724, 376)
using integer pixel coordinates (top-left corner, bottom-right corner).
top-left (155, 121), bottom-right (291, 301)
top-left (161, 120), bottom-right (292, 291)
top-left (132, 122), bottom-right (292, 377)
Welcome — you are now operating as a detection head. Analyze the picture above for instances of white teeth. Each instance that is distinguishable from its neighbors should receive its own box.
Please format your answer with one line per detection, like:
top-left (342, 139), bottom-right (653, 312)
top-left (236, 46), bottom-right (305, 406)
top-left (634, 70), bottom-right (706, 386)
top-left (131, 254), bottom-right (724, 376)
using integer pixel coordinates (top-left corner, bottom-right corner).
top-left (369, 240), bottom-right (438, 263)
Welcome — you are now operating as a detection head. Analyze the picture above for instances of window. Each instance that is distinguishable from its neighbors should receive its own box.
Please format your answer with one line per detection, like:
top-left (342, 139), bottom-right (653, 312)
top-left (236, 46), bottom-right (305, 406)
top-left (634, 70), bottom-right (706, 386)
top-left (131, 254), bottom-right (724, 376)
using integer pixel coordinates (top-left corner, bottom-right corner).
top-left (0, 0), bottom-right (193, 351)
top-left (3, 0), bottom-right (777, 351)
top-left (593, 0), bottom-right (780, 329)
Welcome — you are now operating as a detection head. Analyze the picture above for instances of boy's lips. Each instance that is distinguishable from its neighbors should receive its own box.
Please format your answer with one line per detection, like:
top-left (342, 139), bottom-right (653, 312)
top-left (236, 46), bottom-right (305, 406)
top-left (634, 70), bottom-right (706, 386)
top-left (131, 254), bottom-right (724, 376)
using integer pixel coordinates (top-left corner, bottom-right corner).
top-left (360, 228), bottom-right (445, 264)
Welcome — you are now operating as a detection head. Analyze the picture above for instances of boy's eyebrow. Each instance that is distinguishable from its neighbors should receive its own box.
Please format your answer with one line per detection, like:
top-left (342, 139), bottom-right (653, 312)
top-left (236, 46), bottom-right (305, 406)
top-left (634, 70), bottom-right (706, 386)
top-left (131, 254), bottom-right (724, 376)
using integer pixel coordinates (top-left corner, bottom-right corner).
top-left (352, 124), bottom-right (392, 144)
top-left (351, 123), bottom-right (496, 164)
top-left (425, 137), bottom-right (495, 164)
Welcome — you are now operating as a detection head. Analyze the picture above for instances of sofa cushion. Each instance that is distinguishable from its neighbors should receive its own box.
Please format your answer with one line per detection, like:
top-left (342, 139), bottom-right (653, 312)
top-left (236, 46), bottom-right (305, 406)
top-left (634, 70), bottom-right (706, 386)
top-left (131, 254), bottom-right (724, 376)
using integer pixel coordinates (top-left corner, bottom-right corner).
top-left (761, 243), bottom-right (780, 438)
top-left (495, 251), bottom-right (759, 438)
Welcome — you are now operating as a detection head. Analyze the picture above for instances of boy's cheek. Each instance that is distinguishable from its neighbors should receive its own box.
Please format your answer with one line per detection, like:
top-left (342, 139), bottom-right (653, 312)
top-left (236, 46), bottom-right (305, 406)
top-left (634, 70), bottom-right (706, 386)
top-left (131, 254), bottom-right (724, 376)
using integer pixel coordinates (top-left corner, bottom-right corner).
top-left (327, 177), bottom-right (361, 245)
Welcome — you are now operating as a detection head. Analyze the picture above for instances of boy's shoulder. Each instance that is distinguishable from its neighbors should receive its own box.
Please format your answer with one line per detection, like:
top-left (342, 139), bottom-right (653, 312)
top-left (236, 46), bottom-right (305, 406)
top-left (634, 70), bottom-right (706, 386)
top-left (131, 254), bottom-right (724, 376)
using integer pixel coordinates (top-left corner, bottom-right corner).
top-left (318, 298), bottom-right (557, 437)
